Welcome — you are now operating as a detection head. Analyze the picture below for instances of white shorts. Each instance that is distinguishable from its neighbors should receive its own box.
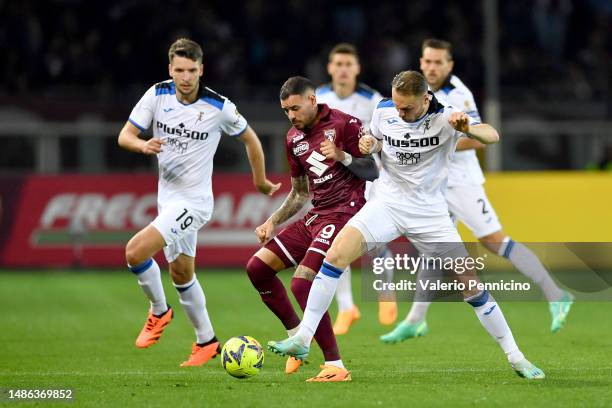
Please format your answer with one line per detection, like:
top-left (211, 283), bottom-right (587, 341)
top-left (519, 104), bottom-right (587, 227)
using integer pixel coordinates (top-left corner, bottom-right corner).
top-left (347, 198), bottom-right (468, 259)
top-left (151, 199), bottom-right (212, 263)
top-left (364, 179), bottom-right (376, 201)
top-left (446, 184), bottom-right (502, 239)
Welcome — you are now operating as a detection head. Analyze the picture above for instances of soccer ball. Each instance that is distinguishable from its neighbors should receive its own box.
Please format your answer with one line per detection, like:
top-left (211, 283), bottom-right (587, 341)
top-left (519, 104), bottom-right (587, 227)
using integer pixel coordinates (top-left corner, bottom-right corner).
top-left (221, 336), bottom-right (264, 378)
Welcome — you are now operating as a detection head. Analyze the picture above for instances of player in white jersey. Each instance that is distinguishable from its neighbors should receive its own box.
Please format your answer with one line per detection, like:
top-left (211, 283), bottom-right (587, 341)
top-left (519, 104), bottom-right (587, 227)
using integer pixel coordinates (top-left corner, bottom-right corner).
top-left (269, 71), bottom-right (545, 379)
top-left (381, 39), bottom-right (573, 344)
top-left (315, 43), bottom-right (397, 334)
top-left (117, 38), bottom-right (279, 366)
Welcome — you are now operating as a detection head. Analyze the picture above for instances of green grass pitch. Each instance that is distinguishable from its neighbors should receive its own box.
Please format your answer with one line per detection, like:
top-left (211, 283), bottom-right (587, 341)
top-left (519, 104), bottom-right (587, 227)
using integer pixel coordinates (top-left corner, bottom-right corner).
top-left (2, 270), bottom-right (611, 407)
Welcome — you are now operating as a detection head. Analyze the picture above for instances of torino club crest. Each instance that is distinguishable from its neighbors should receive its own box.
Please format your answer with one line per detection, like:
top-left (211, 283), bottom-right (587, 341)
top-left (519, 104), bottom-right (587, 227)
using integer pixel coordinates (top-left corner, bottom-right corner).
top-left (323, 129), bottom-right (336, 142)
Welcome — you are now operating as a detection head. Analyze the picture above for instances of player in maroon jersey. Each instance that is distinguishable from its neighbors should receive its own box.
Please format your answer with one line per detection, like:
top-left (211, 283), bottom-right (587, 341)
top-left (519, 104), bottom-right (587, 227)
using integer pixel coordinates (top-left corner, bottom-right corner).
top-left (245, 76), bottom-right (378, 382)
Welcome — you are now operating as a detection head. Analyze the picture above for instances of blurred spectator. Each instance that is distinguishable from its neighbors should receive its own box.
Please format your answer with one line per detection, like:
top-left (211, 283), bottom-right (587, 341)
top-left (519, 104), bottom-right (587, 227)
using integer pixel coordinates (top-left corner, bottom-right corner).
top-left (0, 0), bottom-right (609, 118)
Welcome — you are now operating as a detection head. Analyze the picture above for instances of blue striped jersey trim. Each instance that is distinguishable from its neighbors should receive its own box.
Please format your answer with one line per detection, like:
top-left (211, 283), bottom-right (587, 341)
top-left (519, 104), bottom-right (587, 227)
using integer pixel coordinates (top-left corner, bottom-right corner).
top-left (377, 99), bottom-right (395, 108)
top-left (200, 96), bottom-right (224, 110)
top-left (128, 118), bottom-right (146, 132)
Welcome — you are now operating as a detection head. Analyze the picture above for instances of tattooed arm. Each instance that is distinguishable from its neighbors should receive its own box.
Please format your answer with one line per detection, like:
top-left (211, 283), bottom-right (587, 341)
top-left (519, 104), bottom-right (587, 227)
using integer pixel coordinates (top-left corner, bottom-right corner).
top-left (254, 175), bottom-right (309, 243)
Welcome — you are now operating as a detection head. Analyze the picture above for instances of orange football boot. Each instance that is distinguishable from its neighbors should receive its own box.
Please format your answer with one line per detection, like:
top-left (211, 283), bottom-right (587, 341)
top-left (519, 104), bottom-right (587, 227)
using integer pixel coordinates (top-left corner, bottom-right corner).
top-left (180, 342), bottom-right (221, 367)
top-left (332, 305), bottom-right (361, 335)
top-left (286, 356), bottom-right (303, 374)
top-left (135, 307), bottom-right (173, 348)
top-left (378, 300), bottom-right (398, 326)
top-left (306, 365), bottom-right (351, 382)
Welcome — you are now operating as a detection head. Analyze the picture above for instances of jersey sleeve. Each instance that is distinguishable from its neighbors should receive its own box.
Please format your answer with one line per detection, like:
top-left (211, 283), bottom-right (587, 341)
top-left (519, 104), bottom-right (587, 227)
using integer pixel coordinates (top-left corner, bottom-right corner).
top-left (369, 108), bottom-right (383, 140)
top-left (449, 90), bottom-right (481, 122)
top-left (128, 86), bottom-right (157, 131)
top-left (219, 99), bottom-right (248, 137)
top-left (285, 138), bottom-right (304, 177)
top-left (446, 106), bottom-right (482, 139)
top-left (342, 117), bottom-right (365, 158)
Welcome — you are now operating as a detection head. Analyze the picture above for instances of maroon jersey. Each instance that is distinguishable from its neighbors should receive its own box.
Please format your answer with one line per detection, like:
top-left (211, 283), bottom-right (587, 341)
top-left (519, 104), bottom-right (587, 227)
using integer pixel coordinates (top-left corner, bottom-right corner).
top-left (286, 104), bottom-right (366, 216)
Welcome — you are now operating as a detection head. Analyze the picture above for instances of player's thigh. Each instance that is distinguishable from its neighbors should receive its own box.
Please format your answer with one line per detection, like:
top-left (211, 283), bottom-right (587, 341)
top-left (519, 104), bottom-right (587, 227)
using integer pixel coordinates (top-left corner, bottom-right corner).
top-left (262, 218), bottom-right (310, 268)
top-left (296, 213), bottom-right (352, 273)
top-left (163, 230), bottom-right (197, 264)
top-left (406, 217), bottom-right (480, 296)
top-left (405, 215), bottom-right (469, 260)
top-left (126, 224), bottom-right (166, 265)
top-left (253, 247), bottom-right (287, 271)
top-left (446, 185), bottom-right (502, 239)
top-left (293, 264), bottom-right (318, 281)
top-left (346, 200), bottom-right (402, 252)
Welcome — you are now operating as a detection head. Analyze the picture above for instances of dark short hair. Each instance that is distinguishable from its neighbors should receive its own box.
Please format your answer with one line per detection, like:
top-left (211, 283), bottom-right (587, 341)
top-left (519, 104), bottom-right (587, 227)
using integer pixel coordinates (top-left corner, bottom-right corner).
top-left (421, 38), bottom-right (453, 60)
top-left (279, 76), bottom-right (315, 100)
top-left (328, 43), bottom-right (359, 61)
top-left (168, 38), bottom-right (203, 63)
top-left (391, 71), bottom-right (428, 96)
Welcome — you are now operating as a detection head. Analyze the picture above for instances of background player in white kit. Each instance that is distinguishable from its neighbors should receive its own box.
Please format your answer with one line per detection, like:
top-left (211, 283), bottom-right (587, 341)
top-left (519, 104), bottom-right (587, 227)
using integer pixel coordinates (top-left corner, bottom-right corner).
top-left (269, 71), bottom-right (545, 380)
top-left (316, 43), bottom-right (397, 334)
top-left (117, 38), bottom-right (279, 366)
top-left (381, 39), bottom-right (574, 344)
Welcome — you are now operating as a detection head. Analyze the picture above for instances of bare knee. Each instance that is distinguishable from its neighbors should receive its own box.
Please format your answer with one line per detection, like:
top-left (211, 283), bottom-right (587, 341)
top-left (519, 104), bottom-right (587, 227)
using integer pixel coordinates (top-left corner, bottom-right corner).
top-left (125, 226), bottom-right (165, 267)
top-left (170, 267), bottom-right (192, 285)
top-left (479, 230), bottom-right (507, 253)
top-left (323, 225), bottom-right (364, 268)
top-left (247, 249), bottom-right (284, 284)
top-left (169, 260), bottom-right (194, 285)
top-left (125, 238), bottom-right (147, 267)
top-left (290, 266), bottom-right (315, 299)
top-left (293, 265), bottom-right (316, 282)
top-left (324, 247), bottom-right (348, 269)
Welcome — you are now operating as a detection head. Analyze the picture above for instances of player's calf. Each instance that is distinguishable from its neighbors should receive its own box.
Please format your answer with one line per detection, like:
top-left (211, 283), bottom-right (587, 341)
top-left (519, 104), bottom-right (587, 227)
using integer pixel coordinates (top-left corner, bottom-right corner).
top-left (291, 274), bottom-right (341, 363)
top-left (246, 255), bottom-right (301, 330)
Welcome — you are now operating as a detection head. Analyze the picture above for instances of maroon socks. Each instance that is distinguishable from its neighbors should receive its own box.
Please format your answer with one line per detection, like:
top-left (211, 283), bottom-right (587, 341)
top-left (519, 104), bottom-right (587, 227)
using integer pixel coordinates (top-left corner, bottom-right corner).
top-left (246, 256), bottom-right (300, 330)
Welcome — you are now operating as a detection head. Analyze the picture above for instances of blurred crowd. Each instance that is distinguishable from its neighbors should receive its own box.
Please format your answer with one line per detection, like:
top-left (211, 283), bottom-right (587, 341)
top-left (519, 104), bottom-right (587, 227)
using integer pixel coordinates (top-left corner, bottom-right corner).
top-left (1, 0), bottom-right (610, 113)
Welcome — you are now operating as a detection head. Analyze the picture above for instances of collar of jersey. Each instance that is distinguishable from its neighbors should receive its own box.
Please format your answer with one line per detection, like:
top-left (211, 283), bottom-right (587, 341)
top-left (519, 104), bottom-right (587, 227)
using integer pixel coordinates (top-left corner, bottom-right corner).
top-left (402, 92), bottom-right (443, 125)
top-left (316, 103), bottom-right (332, 121)
top-left (437, 75), bottom-right (455, 94)
top-left (299, 104), bottom-right (332, 134)
top-left (174, 81), bottom-right (206, 106)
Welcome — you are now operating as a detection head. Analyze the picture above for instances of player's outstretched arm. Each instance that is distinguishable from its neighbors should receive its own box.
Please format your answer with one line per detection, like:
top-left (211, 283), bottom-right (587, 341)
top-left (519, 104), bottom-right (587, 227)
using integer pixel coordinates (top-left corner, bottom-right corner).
top-left (455, 137), bottom-right (485, 151)
top-left (255, 175), bottom-right (309, 243)
top-left (448, 112), bottom-right (499, 144)
top-left (239, 126), bottom-right (281, 196)
top-left (117, 121), bottom-right (164, 155)
top-left (345, 154), bottom-right (379, 181)
top-left (320, 139), bottom-right (378, 181)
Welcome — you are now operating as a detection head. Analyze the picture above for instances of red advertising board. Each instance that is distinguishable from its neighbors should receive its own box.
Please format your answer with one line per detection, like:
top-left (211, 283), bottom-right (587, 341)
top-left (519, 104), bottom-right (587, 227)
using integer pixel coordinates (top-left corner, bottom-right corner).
top-left (0, 173), bottom-right (290, 268)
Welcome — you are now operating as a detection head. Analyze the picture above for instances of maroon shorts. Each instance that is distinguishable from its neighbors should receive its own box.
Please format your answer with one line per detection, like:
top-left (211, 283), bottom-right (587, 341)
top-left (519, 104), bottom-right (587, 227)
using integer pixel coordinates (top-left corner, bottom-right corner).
top-left (265, 211), bottom-right (354, 271)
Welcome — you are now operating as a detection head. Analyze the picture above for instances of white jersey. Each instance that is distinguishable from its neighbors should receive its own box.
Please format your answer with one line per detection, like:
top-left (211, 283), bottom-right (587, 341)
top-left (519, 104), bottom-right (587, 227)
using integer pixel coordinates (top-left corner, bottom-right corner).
top-left (433, 75), bottom-right (484, 186)
top-left (369, 94), bottom-right (480, 217)
top-left (128, 80), bottom-right (247, 207)
top-left (315, 83), bottom-right (382, 128)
